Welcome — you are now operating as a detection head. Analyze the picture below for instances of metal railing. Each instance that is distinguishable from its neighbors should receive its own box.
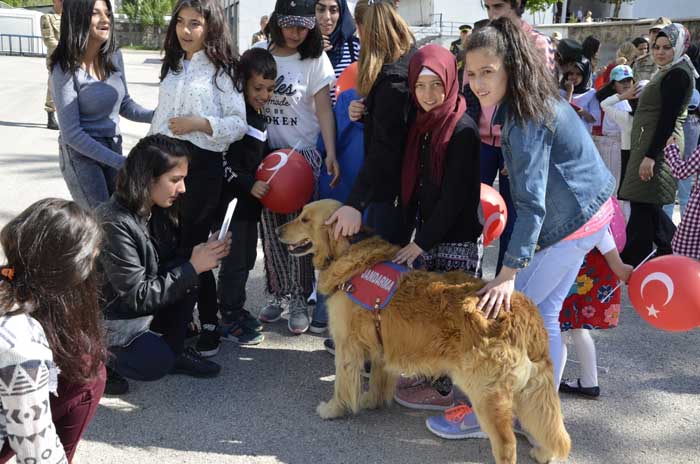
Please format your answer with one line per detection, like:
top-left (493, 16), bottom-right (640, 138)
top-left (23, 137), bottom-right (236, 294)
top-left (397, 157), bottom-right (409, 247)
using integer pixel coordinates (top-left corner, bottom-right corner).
top-left (410, 16), bottom-right (470, 46)
top-left (0, 34), bottom-right (46, 57)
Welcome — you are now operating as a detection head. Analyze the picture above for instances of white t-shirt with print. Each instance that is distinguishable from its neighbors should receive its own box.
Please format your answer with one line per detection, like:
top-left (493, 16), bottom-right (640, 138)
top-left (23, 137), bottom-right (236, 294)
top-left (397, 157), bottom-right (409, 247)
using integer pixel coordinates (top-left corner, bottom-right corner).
top-left (254, 41), bottom-right (335, 150)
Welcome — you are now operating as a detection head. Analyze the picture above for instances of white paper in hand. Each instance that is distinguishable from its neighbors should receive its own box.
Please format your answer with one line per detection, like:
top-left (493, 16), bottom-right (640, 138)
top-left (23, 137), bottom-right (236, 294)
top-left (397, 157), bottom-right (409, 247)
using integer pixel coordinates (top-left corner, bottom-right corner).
top-left (218, 199), bottom-right (237, 241)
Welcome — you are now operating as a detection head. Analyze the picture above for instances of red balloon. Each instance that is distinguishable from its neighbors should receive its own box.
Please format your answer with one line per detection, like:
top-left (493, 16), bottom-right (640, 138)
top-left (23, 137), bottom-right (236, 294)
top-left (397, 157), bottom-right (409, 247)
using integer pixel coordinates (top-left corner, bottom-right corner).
top-left (480, 183), bottom-right (508, 247)
top-left (255, 149), bottom-right (314, 214)
top-left (336, 62), bottom-right (358, 97)
top-left (628, 255), bottom-right (700, 332)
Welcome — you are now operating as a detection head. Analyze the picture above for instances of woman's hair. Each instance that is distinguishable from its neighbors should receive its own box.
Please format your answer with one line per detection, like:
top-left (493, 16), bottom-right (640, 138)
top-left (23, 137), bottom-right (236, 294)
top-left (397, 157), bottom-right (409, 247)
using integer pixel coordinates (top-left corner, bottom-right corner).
top-left (115, 134), bottom-right (190, 219)
top-left (236, 47), bottom-right (278, 92)
top-left (616, 41), bottom-right (637, 65)
top-left (266, 14), bottom-right (324, 59)
top-left (49, 0), bottom-right (117, 75)
top-left (161, 0), bottom-right (239, 85)
top-left (466, 17), bottom-right (558, 123)
top-left (0, 199), bottom-right (106, 384)
top-left (354, 0), bottom-right (415, 96)
top-left (582, 35), bottom-right (600, 61)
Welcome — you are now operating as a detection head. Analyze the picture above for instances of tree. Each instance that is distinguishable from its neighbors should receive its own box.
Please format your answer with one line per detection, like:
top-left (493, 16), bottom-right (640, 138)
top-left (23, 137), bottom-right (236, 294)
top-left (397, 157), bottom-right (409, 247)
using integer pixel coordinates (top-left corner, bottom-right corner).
top-left (598, 0), bottom-right (635, 18)
top-left (121, 0), bottom-right (173, 28)
top-left (525, 0), bottom-right (559, 13)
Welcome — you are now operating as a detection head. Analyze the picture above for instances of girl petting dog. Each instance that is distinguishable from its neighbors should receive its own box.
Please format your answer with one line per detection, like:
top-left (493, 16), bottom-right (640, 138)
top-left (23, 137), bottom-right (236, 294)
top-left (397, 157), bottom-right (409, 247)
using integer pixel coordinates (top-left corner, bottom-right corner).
top-left (426, 17), bottom-right (617, 440)
top-left (392, 44), bottom-right (482, 410)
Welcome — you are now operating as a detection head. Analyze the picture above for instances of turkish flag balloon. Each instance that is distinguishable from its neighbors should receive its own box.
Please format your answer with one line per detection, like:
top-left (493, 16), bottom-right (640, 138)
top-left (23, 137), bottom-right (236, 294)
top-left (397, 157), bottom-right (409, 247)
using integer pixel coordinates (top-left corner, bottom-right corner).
top-left (336, 62), bottom-right (358, 97)
top-left (480, 183), bottom-right (508, 247)
top-left (628, 255), bottom-right (700, 332)
top-left (255, 149), bottom-right (314, 214)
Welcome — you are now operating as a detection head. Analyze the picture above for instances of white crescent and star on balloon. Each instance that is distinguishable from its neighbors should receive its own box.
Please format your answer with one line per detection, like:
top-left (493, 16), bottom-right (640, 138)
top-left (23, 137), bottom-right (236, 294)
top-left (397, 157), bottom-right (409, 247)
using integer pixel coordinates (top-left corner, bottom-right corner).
top-left (640, 272), bottom-right (675, 319)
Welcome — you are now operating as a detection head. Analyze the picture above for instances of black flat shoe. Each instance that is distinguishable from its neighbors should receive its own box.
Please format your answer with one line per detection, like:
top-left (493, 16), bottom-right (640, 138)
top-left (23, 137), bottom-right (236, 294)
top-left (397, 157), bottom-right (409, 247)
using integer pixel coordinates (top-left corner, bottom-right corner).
top-left (559, 378), bottom-right (600, 398)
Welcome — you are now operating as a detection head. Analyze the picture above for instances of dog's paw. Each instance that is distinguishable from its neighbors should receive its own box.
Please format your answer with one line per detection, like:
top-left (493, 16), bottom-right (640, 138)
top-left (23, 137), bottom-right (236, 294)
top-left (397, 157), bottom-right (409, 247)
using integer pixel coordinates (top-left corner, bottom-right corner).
top-left (317, 400), bottom-right (346, 419)
top-left (359, 392), bottom-right (382, 410)
top-left (529, 446), bottom-right (553, 464)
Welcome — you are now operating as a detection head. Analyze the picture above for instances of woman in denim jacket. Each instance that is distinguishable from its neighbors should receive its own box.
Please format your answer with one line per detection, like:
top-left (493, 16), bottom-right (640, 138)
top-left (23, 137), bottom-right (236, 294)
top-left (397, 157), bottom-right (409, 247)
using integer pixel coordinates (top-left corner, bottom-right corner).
top-left (425, 17), bottom-right (616, 441)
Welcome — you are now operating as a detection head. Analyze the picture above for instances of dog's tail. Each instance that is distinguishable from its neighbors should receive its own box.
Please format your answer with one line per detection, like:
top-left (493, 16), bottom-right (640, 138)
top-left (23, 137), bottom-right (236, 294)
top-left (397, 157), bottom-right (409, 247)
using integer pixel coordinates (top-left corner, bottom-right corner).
top-left (514, 359), bottom-right (571, 461)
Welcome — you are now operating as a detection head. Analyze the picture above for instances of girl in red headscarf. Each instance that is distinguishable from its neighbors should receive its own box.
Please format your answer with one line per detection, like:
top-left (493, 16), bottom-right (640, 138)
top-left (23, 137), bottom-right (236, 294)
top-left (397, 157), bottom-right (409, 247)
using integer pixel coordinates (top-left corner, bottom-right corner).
top-left (394, 44), bottom-right (482, 274)
top-left (392, 44), bottom-right (482, 411)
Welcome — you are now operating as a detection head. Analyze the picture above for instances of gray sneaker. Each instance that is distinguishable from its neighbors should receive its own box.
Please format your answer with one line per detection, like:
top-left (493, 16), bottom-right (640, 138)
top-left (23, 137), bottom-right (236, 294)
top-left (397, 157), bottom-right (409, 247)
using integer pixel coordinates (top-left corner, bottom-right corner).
top-left (259, 297), bottom-right (285, 323)
top-left (288, 296), bottom-right (309, 334)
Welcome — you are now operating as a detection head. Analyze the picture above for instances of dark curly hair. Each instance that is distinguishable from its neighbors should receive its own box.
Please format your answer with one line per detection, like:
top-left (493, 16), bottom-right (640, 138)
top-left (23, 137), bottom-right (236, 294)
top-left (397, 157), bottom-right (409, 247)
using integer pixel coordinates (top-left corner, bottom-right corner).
top-left (0, 198), bottom-right (106, 384)
top-left (466, 17), bottom-right (558, 123)
top-left (160, 0), bottom-right (239, 88)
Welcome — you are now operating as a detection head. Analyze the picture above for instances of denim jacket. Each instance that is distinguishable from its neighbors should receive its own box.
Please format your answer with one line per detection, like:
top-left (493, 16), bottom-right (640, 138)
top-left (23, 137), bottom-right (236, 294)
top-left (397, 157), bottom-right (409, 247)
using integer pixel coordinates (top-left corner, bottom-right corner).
top-left (495, 97), bottom-right (615, 269)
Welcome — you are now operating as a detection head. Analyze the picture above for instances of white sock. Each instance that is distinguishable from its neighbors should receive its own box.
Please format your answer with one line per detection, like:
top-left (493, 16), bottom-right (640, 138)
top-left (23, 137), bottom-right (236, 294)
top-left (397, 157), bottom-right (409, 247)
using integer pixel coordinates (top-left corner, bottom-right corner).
top-left (571, 329), bottom-right (598, 388)
top-left (558, 334), bottom-right (569, 389)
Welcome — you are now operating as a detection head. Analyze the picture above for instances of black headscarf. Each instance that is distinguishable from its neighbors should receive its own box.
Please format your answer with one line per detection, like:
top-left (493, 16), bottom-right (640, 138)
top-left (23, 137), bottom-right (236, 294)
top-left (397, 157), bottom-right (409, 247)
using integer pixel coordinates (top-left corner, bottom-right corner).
top-left (561, 57), bottom-right (592, 95)
top-left (323, 0), bottom-right (356, 68)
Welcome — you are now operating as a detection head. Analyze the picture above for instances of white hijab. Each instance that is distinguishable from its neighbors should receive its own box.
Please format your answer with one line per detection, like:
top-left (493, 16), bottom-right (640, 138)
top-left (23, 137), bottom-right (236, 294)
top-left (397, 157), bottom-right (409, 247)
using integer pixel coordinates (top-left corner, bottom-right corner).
top-left (655, 23), bottom-right (699, 78)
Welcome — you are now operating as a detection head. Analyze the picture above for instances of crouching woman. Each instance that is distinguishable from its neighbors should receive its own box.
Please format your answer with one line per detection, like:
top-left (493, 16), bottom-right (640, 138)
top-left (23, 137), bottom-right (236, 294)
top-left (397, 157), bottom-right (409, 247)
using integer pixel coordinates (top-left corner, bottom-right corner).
top-left (98, 134), bottom-right (231, 394)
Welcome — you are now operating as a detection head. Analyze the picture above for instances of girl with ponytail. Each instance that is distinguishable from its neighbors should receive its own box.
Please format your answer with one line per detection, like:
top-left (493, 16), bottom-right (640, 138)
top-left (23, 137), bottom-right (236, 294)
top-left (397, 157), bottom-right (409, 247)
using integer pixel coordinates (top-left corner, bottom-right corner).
top-left (425, 17), bottom-right (617, 441)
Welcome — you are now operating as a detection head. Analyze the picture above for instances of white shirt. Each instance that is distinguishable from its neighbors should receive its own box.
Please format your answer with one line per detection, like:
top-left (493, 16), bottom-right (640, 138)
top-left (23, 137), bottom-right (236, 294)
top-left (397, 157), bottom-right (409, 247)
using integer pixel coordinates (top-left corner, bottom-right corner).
top-left (149, 51), bottom-right (246, 152)
top-left (254, 41), bottom-right (335, 150)
top-left (600, 95), bottom-right (634, 150)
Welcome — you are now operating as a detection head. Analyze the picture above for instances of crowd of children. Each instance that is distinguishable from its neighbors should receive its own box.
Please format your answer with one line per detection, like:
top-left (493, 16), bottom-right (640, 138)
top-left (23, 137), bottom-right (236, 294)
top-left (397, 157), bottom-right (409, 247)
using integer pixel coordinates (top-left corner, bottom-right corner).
top-left (1, 0), bottom-right (699, 461)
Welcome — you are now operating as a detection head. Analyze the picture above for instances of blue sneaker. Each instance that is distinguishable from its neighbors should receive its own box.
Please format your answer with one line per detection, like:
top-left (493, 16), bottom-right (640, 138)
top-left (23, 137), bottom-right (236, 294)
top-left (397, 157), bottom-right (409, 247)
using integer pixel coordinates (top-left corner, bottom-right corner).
top-left (425, 404), bottom-right (487, 439)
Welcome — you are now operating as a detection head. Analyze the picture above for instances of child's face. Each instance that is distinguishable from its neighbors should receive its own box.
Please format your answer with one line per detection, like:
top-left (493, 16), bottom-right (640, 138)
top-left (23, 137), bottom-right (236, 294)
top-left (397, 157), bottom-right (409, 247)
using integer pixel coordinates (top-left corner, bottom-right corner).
top-left (176, 7), bottom-right (207, 59)
top-left (465, 48), bottom-right (508, 108)
top-left (614, 78), bottom-right (633, 94)
top-left (566, 68), bottom-right (584, 87)
top-left (281, 26), bottom-right (310, 50)
top-left (414, 74), bottom-right (446, 113)
top-left (246, 72), bottom-right (276, 111)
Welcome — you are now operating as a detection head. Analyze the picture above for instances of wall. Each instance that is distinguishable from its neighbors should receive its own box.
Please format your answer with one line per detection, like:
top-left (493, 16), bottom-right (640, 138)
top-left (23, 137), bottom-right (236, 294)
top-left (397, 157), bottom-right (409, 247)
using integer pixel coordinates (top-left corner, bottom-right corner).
top-left (235, 0), bottom-right (275, 53)
top-left (114, 19), bottom-right (165, 49)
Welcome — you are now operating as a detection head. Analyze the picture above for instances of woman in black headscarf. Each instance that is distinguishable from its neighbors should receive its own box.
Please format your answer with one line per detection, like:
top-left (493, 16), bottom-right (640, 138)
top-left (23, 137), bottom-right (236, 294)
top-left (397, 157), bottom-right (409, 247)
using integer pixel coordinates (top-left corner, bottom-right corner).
top-left (315, 0), bottom-right (360, 103)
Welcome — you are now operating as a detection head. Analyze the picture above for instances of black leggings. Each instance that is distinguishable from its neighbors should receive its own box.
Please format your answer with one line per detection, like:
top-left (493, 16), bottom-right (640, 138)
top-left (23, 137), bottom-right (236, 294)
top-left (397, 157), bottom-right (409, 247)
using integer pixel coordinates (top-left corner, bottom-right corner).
top-left (179, 141), bottom-right (223, 326)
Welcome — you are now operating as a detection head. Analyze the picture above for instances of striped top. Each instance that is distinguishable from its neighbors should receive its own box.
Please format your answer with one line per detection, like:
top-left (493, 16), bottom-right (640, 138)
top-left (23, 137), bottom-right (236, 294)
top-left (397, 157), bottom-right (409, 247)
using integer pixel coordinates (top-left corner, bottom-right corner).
top-left (329, 36), bottom-right (360, 105)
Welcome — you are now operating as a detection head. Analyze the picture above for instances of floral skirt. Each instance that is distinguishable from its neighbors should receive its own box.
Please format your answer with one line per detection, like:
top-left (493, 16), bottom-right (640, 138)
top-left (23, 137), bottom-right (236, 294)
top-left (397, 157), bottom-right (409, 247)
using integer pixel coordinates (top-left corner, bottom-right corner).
top-left (559, 248), bottom-right (621, 331)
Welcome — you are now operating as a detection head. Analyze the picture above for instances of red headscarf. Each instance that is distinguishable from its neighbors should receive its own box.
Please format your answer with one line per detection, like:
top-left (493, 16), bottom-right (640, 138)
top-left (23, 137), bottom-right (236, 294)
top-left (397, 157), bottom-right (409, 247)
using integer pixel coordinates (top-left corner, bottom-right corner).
top-left (401, 44), bottom-right (467, 209)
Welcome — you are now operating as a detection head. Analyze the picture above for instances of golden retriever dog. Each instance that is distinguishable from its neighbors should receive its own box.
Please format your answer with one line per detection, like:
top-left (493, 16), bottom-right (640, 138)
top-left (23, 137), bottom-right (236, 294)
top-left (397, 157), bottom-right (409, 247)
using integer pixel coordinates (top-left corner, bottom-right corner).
top-left (278, 199), bottom-right (571, 464)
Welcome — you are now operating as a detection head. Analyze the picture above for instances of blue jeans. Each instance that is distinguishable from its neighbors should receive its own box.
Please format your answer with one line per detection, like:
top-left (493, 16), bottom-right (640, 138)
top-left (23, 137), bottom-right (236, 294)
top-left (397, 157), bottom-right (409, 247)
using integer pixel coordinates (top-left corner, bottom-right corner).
top-left (480, 143), bottom-right (516, 272)
top-left (515, 226), bottom-right (607, 387)
top-left (58, 136), bottom-right (121, 209)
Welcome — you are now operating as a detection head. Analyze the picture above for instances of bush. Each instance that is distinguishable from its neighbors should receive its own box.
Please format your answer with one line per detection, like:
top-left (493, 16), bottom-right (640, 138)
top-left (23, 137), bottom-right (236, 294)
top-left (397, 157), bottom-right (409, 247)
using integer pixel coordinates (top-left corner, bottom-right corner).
top-left (121, 0), bottom-right (173, 28)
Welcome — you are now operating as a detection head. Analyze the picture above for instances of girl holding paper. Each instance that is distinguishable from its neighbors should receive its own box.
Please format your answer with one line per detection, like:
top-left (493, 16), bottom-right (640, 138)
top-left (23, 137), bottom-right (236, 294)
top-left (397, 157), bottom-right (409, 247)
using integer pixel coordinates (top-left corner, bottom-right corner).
top-left (98, 135), bottom-right (231, 394)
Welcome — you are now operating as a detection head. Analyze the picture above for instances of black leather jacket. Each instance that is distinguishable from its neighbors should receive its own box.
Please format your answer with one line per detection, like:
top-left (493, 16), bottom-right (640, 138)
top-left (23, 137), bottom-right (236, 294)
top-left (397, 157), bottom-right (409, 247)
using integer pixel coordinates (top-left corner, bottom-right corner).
top-left (97, 197), bottom-right (199, 321)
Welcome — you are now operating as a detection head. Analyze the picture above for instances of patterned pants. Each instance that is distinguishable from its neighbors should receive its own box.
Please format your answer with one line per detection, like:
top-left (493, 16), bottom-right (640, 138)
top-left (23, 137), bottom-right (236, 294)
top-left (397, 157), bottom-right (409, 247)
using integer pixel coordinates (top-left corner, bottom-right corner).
top-left (260, 148), bottom-right (322, 299)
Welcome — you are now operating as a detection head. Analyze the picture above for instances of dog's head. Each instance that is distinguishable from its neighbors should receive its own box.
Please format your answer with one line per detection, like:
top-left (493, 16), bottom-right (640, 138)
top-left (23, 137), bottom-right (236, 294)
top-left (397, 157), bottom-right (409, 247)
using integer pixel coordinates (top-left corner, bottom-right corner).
top-left (277, 199), bottom-right (351, 269)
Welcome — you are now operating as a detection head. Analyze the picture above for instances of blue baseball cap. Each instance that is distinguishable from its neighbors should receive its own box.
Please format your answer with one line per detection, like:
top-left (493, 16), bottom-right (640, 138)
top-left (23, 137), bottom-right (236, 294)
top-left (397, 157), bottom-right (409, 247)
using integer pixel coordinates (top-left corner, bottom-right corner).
top-left (610, 65), bottom-right (634, 82)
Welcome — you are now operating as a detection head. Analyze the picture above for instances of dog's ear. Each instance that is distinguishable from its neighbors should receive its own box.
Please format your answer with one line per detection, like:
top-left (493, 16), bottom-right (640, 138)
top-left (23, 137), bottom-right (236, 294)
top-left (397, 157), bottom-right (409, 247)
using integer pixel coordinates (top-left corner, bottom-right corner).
top-left (312, 223), bottom-right (334, 270)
